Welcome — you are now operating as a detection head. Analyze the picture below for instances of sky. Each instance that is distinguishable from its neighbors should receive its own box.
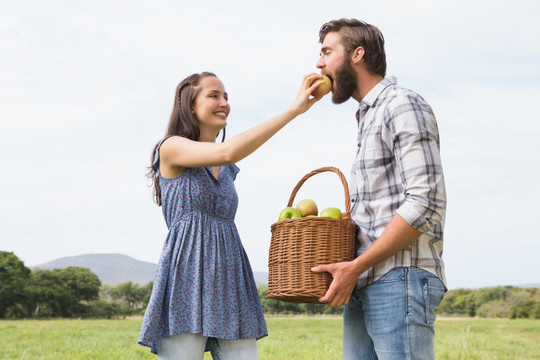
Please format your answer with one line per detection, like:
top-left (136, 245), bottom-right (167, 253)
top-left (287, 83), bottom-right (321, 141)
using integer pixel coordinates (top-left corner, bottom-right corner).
top-left (1, 0), bottom-right (539, 290)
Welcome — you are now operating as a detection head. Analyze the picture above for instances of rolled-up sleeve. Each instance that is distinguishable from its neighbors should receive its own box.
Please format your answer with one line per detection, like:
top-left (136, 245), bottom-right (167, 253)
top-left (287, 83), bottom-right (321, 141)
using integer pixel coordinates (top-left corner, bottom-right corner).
top-left (385, 94), bottom-right (447, 233)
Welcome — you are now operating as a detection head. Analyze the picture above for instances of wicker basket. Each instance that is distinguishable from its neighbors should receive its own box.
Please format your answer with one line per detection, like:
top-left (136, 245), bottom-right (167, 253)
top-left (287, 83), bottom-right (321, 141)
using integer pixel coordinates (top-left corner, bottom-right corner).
top-left (266, 166), bottom-right (357, 304)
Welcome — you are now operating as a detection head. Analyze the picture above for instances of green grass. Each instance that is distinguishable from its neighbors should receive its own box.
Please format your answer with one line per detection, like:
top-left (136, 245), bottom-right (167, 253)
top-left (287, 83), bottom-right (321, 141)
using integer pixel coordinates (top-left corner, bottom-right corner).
top-left (0, 316), bottom-right (538, 359)
top-left (257, 316), bottom-right (342, 360)
top-left (0, 318), bottom-right (152, 360)
top-left (435, 318), bottom-right (540, 360)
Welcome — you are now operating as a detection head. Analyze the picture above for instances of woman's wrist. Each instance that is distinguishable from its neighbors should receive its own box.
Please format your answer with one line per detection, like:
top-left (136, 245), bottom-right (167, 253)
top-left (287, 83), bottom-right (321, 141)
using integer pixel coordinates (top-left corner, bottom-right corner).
top-left (283, 106), bottom-right (302, 119)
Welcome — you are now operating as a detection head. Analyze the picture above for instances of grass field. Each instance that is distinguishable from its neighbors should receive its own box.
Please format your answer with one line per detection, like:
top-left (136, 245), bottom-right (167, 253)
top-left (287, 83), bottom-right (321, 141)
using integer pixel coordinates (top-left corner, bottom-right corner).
top-left (1, 316), bottom-right (538, 359)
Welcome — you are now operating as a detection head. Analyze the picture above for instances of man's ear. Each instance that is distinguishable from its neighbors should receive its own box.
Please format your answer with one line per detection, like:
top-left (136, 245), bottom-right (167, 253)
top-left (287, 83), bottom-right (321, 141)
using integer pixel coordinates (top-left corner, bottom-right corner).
top-left (351, 47), bottom-right (365, 64)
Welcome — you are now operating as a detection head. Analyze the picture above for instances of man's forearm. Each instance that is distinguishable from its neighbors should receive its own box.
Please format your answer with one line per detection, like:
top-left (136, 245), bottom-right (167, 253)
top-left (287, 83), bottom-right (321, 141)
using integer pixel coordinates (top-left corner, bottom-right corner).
top-left (351, 213), bottom-right (422, 273)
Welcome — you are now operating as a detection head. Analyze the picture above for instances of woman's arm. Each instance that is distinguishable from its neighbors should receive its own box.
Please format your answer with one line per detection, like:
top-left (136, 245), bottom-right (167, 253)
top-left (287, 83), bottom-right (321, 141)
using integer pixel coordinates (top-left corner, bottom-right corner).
top-left (160, 73), bottom-right (324, 169)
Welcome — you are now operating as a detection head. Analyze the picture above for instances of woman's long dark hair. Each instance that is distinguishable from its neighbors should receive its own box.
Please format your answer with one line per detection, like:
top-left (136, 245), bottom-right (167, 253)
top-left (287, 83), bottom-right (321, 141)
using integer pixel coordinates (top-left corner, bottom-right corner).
top-left (148, 72), bottom-right (226, 206)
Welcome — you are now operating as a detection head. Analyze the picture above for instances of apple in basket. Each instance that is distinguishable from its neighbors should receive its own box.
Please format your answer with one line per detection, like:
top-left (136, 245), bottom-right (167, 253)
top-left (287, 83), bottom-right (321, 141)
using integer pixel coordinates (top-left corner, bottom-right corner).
top-left (296, 199), bottom-right (318, 217)
top-left (278, 207), bottom-right (302, 221)
top-left (319, 207), bottom-right (342, 219)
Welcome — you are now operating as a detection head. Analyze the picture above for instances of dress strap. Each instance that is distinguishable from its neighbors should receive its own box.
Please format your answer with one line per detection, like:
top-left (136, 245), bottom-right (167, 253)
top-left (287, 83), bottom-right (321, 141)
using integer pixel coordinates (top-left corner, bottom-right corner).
top-left (152, 135), bottom-right (175, 172)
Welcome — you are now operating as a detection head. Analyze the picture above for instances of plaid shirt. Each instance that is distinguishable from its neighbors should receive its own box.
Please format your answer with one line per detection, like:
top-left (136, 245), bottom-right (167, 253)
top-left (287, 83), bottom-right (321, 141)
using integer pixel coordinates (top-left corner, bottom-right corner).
top-left (349, 77), bottom-right (447, 289)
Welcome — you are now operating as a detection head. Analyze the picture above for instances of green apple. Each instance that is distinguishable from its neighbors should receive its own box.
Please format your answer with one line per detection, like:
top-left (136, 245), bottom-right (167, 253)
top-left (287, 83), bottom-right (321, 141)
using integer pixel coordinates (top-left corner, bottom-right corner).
top-left (319, 207), bottom-right (342, 219)
top-left (311, 75), bottom-right (332, 98)
top-left (278, 207), bottom-right (303, 221)
top-left (296, 199), bottom-right (318, 217)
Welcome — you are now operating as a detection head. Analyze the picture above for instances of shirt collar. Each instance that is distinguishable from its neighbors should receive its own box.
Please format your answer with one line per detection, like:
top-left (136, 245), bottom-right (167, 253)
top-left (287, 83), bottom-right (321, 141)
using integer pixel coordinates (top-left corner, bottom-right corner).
top-left (359, 75), bottom-right (397, 109)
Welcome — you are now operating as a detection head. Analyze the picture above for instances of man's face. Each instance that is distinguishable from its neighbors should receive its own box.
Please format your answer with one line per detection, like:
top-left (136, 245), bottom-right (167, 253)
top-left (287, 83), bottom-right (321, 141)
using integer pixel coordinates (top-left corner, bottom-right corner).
top-left (317, 31), bottom-right (358, 104)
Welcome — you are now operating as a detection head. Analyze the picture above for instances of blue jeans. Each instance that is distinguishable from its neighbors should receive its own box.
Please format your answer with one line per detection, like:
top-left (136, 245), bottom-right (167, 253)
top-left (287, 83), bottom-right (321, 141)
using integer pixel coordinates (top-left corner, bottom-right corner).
top-left (157, 333), bottom-right (258, 360)
top-left (343, 267), bottom-right (446, 360)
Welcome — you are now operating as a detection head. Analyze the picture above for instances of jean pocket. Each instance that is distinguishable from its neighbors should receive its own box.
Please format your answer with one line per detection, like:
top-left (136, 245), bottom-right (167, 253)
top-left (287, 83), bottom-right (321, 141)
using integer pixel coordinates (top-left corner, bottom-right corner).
top-left (377, 267), bottom-right (406, 284)
top-left (422, 276), bottom-right (445, 325)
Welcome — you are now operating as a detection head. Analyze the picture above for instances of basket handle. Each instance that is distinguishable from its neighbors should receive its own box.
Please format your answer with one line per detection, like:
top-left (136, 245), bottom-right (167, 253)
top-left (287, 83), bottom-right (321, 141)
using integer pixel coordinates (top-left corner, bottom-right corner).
top-left (286, 166), bottom-right (352, 220)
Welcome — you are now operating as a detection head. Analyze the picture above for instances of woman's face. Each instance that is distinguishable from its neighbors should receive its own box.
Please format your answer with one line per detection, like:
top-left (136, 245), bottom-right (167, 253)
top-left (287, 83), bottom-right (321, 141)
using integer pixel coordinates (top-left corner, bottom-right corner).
top-left (192, 76), bottom-right (230, 139)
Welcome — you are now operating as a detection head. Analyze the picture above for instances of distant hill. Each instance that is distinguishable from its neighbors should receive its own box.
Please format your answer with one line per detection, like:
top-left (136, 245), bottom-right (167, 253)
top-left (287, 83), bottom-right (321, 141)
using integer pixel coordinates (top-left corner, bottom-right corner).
top-left (34, 253), bottom-right (269, 286)
top-left (34, 253), bottom-right (157, 285)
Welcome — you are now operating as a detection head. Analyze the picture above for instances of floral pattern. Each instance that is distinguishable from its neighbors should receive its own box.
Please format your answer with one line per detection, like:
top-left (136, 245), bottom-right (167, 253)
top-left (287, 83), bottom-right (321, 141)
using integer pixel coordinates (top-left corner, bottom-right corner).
top-left (138, 163), bottom-right (267, 354)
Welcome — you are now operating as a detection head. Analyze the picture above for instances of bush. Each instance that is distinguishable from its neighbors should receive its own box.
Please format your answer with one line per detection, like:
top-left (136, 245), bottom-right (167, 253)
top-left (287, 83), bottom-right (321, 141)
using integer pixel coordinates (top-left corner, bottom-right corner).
top-left (510, 299), bottom-right (539, 319)
top-left (476, 301), bottom-right (510, 318)
top-left (84, 300), bottom-right (122, 319)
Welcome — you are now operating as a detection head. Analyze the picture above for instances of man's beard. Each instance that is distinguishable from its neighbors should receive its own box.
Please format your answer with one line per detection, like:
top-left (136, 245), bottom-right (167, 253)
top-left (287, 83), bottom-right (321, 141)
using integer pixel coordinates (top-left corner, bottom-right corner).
top-left (331, 60), bottom-right (358, 104)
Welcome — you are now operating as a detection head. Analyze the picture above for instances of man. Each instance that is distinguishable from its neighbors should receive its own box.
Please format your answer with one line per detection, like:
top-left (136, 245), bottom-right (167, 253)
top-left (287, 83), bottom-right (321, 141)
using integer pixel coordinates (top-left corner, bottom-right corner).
top-left (311, 19), bottom-right (447, 359)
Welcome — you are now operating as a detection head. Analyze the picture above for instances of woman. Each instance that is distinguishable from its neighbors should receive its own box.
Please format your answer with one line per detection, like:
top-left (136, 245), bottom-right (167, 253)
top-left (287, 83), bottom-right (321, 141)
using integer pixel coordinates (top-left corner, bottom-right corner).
top-left (139, 71), bottom-right (326, 359)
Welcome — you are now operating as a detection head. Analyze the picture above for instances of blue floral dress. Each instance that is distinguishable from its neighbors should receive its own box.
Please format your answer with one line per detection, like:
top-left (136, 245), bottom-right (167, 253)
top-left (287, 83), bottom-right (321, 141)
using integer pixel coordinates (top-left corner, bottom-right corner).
top-left (139, 143), bottom-right (267, 354)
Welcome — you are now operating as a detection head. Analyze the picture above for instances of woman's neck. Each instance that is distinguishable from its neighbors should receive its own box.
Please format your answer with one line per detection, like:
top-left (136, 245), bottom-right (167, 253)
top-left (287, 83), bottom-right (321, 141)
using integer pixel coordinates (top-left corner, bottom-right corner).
top-left (198, 132), bottom-right (219, 143)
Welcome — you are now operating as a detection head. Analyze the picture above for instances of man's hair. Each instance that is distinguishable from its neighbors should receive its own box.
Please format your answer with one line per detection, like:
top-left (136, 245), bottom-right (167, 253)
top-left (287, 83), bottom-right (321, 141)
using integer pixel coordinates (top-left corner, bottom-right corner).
top-left (319, 18), bottom-right (387, 77)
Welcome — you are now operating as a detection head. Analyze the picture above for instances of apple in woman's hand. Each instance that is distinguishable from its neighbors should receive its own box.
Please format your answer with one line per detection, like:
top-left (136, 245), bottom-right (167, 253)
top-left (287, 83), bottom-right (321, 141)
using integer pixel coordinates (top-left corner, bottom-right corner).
top-left (311, 75), bottom-right (332, 98)
top-left (278, 207), bottom-right (302, 221)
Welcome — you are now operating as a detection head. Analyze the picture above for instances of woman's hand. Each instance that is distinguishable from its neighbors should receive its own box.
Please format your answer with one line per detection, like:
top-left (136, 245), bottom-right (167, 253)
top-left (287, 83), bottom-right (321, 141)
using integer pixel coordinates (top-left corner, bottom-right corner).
top-left (160, 73), bottom-right (328, 169)
top-left (289, 73), bottom-right (327, 116)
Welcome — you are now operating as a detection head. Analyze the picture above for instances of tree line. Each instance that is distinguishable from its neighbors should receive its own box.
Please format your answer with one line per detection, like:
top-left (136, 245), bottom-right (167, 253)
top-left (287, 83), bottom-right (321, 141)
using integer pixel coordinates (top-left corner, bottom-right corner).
top-left (437, 286), bottom-right (540, 319)
top-left (1, 251), bottom-right (538, 319)
top-left (0, 251), bottom-right (152, 318)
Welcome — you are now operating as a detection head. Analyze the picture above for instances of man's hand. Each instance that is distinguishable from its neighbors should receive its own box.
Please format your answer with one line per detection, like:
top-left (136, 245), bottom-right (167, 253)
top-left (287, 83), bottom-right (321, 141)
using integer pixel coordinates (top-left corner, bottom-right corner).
top-left (311, 261), bottom-right (361, 307)
top-left (312, 215), bottom-right (422, 307)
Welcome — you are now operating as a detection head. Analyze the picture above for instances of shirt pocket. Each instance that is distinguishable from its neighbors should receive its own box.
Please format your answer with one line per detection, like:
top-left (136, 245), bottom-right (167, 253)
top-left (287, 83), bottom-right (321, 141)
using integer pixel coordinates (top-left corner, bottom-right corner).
top-left (359, 132), bottom-right (393, 179)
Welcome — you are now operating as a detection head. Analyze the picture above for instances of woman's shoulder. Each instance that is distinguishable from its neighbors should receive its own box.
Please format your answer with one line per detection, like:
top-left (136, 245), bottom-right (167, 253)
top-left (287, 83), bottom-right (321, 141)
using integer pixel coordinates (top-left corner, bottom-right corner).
top-left (154, 135), bottom-right (187, 161)
top-left (160, 135), bottom-right (189, 148)
top-left (153, 135), bottom-right (192, 178)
